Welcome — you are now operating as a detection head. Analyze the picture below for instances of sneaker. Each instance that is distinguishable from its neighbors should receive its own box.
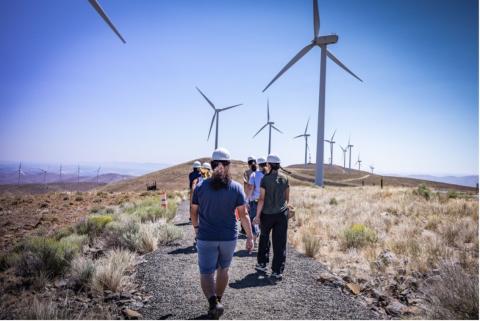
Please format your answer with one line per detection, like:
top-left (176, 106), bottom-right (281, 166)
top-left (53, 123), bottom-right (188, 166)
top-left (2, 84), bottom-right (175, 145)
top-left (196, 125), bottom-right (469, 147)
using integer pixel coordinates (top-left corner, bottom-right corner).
top-left (271, 272), bottom-right (283, 280)
top-left (208, 297), bottom-right (224, 320)
top-left (255, 263), bottom-right (268, 273)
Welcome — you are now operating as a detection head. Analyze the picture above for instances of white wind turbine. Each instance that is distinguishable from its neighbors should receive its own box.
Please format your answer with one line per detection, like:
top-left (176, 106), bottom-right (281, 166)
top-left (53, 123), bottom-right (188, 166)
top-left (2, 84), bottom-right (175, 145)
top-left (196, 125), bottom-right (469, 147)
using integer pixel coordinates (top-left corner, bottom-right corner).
top-left (356, 154), bottom-right (362, 171)
top-left (88, 0), bottom-right (126, 43)
top-left (96, 167), bottom-right (101, 185)
top-left (293, 118), bottom-right (311, 168)
top-left (262, 0), bottom-right (362, 187)
top-left (347, 137), bottom-right (354, 170)
top-left (196, 87), bottom-right (242, 149)
top-left (253, 99), bottom-right (283, 154)
top-left (339, 145), bottom-right (347, 168)
top-left (369, 165), bottom-right (375, 174)
top-left (324, 129), bottom-right (336, 166)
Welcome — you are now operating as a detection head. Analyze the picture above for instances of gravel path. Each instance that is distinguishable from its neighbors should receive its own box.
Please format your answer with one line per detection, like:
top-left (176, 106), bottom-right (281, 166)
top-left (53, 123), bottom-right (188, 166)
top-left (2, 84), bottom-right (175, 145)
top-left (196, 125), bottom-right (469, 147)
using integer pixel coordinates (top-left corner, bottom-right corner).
top-left (136, 201), bottom-right (378, 319)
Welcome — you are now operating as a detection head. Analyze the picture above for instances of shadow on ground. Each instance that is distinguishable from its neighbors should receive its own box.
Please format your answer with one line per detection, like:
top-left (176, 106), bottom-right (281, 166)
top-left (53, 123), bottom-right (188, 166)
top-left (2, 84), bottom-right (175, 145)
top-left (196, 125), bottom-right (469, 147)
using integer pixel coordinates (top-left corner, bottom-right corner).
top-left (168, 245), bottom-right (197, 255)
top-left (229, 272), bottom-right (277, 289)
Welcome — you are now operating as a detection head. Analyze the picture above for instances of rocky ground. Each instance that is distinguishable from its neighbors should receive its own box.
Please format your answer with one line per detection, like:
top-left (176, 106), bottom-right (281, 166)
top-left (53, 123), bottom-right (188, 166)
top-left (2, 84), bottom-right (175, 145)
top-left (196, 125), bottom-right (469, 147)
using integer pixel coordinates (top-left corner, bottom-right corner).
top-left (135, 201), bottom-right (379, 319)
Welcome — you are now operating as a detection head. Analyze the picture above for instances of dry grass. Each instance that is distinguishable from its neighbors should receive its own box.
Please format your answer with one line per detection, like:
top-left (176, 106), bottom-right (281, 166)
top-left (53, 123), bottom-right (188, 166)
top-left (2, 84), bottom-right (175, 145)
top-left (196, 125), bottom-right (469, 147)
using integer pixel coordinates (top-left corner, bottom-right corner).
top-left (92, 249), bottom-right (137, 293)
top-left (289, 185), bottom-right (478, 317)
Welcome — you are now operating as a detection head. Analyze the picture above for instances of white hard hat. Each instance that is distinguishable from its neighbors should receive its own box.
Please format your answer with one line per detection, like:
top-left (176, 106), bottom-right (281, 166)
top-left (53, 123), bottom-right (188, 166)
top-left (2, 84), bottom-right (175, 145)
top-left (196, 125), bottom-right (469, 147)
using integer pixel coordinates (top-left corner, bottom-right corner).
top-left (267, 154), bottom-right (281, 164)
top-left (202, 162), bottom-right (212, 170)
top-left (193, 161), bottom-right (201, 168)
top-left (212, 148), bottom-right (231, 161)
top-left (247, 156), bottom-right (256, 162)
top-left (257, 157), bottom-right (266, 164)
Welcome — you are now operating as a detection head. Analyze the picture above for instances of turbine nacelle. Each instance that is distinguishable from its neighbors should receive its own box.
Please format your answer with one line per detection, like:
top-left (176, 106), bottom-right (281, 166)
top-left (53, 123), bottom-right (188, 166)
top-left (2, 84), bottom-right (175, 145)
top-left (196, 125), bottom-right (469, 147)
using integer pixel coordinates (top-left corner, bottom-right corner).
top-left (313, 35), bottom-right (338, 46)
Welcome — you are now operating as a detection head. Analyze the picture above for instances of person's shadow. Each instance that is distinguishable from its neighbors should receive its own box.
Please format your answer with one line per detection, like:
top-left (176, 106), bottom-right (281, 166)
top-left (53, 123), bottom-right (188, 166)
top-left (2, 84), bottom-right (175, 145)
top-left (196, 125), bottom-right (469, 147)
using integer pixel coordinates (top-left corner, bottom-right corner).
top-left (190, 314), bottom-right (212, 320)
top-left (233, 249), bottom-right (256, 257)
top-left (168, 245), bottom-right (196, 255)
top-left (229, 271), bottom-right (276, 289)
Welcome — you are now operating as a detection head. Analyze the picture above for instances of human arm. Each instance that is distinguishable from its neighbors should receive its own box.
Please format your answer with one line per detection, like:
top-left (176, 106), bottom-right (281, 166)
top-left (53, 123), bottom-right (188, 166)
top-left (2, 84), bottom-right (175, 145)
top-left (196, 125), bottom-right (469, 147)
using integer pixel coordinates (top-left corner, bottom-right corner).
top-left (237, 205), bottom-right (254, 253)
top-left (190, 204), bottom-right (199, 236)
top-left (252, 187), bottom-right (265, 225)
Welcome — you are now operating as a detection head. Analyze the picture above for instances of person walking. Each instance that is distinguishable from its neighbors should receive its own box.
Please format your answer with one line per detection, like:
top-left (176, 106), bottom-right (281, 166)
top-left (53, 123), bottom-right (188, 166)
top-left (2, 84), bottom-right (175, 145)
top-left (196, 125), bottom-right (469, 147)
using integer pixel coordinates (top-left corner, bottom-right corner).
top-left (245, 157), bottom-right (267, 245)
top-left (240, 156), bottom-right (256, 235)
top-left (253, 154), bottom-right (290, 280)
top-left (191, 148), bottom-right (254, 319)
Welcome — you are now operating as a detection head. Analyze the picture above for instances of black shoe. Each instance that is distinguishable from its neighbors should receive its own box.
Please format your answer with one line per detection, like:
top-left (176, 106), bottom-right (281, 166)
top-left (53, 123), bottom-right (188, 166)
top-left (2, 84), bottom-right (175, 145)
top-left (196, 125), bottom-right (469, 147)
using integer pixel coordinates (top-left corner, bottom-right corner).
top-left (255, 263), bottom-right (268, 273)
top-left (271, 272), bottom-right (283, 280)
top-left (208, 296), bottom-right (224, 320)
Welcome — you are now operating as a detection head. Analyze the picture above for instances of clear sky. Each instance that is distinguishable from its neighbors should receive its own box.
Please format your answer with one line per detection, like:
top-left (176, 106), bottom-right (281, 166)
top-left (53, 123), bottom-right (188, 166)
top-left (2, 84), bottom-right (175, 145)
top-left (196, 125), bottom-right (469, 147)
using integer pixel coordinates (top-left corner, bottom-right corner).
top-left (0, 0), bottom-right (478, 176)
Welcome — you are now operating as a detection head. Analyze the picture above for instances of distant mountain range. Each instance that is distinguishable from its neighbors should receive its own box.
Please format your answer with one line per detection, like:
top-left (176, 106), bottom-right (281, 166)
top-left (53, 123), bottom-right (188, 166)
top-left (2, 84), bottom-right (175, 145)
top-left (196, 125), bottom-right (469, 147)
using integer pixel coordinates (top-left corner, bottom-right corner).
top-left (405, 175), bottom-right (478, 188)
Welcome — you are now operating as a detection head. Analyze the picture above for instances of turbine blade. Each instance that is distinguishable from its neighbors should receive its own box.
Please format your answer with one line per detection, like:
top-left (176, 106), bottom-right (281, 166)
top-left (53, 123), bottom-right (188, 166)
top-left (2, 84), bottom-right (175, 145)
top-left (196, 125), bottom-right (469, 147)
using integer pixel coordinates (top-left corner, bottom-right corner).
top-left (220, 104), bottom-right (242, 112)
top-left (267, 99), bottom-right (270, 122)
top-left (304, 118), bottom-right (310, 135)
top-left (326, 50), bottom-right (363, 82)
top-left (263, 44), bottom-right (315, 92)
top-left (331, 129), bottom-right (336, 141)
top-left (253, 123), bottom-right (268, 138)
top-left (207, 113), bottom-right (216, 140)
top-left (272, 125), bottom-right (283, 134)
top-left (88, 0), bottom-right (126, 44)
top-left (196, 87), bottom-right (216, 110)
top-left (313, 0), bottom-right (320, 38)
top-left (293, 134), bottom-right (304, 139)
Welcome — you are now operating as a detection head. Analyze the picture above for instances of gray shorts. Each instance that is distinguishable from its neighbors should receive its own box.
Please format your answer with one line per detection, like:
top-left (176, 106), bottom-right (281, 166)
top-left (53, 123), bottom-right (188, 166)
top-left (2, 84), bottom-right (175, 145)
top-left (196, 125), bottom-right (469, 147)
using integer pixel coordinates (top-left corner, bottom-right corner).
top-left (196, 239), bottom-right (237, 274)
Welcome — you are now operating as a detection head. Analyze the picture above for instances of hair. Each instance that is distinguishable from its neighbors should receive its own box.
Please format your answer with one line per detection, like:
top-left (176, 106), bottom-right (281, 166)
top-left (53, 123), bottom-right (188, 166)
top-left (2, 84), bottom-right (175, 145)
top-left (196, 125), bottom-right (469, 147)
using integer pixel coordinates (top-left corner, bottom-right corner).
top-left (210, 165), bottom-right (231, 190)
top-left (193, 168), bottom-right (200, 173)
top-left (269, 163), bottom-right (280, 171)
top-left (250, 163), bottom-right (257, 172)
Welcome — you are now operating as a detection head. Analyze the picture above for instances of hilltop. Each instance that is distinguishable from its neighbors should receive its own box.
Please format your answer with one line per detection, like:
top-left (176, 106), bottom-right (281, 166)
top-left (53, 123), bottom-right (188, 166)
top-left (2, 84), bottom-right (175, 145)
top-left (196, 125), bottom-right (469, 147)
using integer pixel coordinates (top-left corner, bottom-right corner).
top-left (101, 159), bottom-right (477, 193)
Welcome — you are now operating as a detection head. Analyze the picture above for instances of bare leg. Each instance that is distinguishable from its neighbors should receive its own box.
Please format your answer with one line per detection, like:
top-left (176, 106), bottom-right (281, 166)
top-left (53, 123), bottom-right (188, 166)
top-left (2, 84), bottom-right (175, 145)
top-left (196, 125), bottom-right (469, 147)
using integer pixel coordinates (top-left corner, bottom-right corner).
top-left (200, 273), bottom-right (216, 299)
top-left (215, 267), bottom-right (229, 298)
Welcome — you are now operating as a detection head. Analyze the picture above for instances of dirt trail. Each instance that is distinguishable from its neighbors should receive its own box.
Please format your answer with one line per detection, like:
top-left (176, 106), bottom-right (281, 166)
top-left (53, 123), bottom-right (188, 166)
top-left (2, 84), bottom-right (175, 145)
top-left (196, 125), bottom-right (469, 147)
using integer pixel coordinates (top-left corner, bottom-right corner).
top-left (135, 201), bottom-right (378, 319)
top-left (340, 174), bottom-right (371, 183)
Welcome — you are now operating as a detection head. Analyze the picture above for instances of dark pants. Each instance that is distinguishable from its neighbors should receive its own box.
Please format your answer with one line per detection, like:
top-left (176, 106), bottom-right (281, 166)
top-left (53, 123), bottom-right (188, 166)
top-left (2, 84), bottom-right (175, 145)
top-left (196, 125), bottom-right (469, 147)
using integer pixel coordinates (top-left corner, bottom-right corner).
top-left (257, 211), bottom-right (288, 274)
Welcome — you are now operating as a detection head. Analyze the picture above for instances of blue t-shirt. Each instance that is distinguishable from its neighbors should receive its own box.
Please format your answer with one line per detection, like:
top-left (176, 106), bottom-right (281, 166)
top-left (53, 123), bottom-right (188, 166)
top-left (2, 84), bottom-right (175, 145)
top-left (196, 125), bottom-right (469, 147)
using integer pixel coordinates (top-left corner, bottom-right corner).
top-left (189, 170), bottom-right (202, 190)
top-left (192, 178), bottom-right (246, 241)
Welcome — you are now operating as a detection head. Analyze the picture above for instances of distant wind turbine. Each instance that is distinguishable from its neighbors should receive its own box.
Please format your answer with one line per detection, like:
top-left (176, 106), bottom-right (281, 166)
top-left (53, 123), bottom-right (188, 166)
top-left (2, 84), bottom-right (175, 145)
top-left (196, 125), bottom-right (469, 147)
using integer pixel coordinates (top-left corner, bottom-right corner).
top-left (96, 167), bottom-right (101, 185)
top-left (88, 0), bottom-right (126, 43)
top-left (324, 129), bottom-right (336, 166)
top-left (196, 87), bottom-right (242, 149)
top-left (369, 165), bottom-right (375, 174)
top-left (339, 145), bottom-right (347, 168)
top-left (17, 162), bottom-right (24, 185)
top-left (77, 166), bottom-right (80, 186)
top-left (39, 169), bottom-right (47, 187)
top-left (262, 0), bottom-right (363, 186)
top-left (347, 137), bottom-right (354, 170)
top-left (59, 165), bottom-right (63, 183)
top-left (294, 118), bottom-right (311, 168)
top-left (356, 154), bottom-right (362, 170)
top-left (253, 99), bottom-right (283, 154)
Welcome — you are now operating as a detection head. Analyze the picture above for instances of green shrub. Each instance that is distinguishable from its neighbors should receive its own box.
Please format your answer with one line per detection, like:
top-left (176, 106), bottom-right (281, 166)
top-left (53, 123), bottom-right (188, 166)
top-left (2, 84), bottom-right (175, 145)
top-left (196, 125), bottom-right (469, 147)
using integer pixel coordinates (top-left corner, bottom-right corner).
top-left (342, 224), bottom-right (378, 249)
top-left (329, 198), bottom-right (338, 205)
top-left (105, 220), bottom-right (141, 251)
top-left (414, 184), bottom-right (432, 200)
top-left (447, 191), bottom-right (459, 199)
top-left (70, 256), bottom-right (95, 290)
top-left (52, 226), bottom-right (74, 241)
top-left (75, 215), bottom-right (113, 239)
top-left (126, 197), bottom-right (178, 222)
top-left (15, 236), bottom-right (81, 278)
top-left (158, 224), bottom-right (183, 245)
top-left (0, 252), bottom-right (20, 272)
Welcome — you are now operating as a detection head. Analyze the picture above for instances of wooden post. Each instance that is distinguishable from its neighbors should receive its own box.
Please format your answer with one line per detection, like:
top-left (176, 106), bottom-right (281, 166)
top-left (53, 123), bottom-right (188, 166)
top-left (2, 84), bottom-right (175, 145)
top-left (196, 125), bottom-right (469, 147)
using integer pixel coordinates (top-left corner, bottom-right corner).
top-left (381, 177), bottom-right (384, 189)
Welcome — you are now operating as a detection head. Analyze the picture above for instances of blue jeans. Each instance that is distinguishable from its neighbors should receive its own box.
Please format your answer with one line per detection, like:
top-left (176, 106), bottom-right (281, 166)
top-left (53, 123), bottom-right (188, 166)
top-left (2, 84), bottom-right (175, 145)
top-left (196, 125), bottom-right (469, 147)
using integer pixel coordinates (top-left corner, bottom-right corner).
top-left (248, 201), bottom-right (260, 237)
top-left (196, 239), bottom-right (237, 274)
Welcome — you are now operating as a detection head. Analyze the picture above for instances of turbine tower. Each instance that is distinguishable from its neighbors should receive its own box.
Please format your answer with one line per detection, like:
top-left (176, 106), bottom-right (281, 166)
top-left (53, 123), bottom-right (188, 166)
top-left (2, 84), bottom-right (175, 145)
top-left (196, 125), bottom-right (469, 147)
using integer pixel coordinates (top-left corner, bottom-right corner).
top-left (17, 162), bottom-right (23, 185)
top-left (88, 0), bottom-right (126, 43)
top-left (347, 137), bottom-right (354, 170)
top-left (294, 118), bottom-right (311, 168)
top-left (324, 129), bottom-right (336, 166)
top-left (369, 165), bottom-right (374, 174)
top-left (339, 145), bottom-right (347, 168)
top-left (262, 0), bottom-right (362, 187)
top-left (196, 87), bottom-right (242, 149)
top-left (253, 99), bottom-right (283, 154)
top-left (356, 154), bottom-right (362, 170)
top-left (40, 169), bottom-right (47, 186)
top-left (96, 167), bottom-right (101, 185)
top-left (59, 164), bottom-right (63, 183)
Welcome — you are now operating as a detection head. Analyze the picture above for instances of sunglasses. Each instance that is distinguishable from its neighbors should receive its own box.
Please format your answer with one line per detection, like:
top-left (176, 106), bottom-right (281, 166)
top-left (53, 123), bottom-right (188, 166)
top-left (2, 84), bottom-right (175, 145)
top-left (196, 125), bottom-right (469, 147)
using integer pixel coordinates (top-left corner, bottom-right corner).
top-left (211, 160), bottom-right (230, 169)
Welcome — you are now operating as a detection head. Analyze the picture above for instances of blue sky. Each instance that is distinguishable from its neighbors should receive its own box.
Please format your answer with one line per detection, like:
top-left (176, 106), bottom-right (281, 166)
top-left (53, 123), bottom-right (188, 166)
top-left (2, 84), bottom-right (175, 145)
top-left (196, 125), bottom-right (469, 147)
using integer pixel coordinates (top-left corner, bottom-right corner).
top-left (0, 0), bottom-right (478, 176)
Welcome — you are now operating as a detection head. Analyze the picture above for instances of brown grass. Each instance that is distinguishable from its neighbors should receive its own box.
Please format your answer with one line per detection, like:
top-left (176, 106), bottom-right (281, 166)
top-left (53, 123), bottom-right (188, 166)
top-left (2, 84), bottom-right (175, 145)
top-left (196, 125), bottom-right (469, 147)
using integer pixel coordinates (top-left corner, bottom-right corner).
top-left (92, 249), bottom-right (137, 293)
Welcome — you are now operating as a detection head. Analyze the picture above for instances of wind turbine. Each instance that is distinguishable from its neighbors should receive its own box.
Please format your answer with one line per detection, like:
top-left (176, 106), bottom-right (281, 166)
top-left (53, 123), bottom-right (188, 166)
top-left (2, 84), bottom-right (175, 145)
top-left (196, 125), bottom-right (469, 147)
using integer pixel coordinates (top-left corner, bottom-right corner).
top-left (369, 165), bottom-right (375, 174)
top-left (324, 129), bottom-right (336, 166)
top-left (77, 166), bottom-right (80, 186)
top-left (339, 145), bottom-right (347, 168)
top-left (59, 165), bottom-right (63, 183)
top-left (196, 87), bottom-right (242, 149)
top-left (356, 154), bottom-right (362, 170)
top-left (39, 169), bottom-right (47, 187)
top-left (262, 0), bottom-right (362, 187)
top-left (17, 162), bottom-right (24, 185)
top-left (96, 167), bottom-right (101, 185)
top-left (347, 137), bottom-right (354, 170)
top-left (253, 99), bottom-right (283, 154)
top-left (294, 118), bottom-right (311, 168)
top-left (88, 0), bottom-right (126, 43)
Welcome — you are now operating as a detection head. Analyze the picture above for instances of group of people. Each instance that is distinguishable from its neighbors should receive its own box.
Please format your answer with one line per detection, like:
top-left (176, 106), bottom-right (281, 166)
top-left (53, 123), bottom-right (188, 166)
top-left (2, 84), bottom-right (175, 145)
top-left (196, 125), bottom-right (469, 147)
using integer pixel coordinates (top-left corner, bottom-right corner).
top-left (188, 148), bottom-right (290, 319)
